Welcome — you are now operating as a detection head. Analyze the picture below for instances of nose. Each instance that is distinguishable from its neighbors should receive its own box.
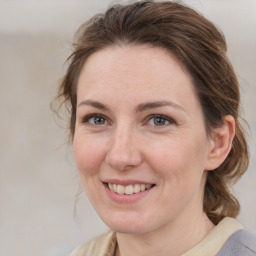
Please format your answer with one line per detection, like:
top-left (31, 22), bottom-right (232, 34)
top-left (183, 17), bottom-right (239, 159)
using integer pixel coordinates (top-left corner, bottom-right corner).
top-left (105, 125), bottom-right (143, 171)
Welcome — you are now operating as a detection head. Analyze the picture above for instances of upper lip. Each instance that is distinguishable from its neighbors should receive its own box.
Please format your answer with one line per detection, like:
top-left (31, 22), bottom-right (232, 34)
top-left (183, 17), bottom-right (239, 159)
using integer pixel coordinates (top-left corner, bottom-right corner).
top-left (103, 179), bottom-right (155, 186)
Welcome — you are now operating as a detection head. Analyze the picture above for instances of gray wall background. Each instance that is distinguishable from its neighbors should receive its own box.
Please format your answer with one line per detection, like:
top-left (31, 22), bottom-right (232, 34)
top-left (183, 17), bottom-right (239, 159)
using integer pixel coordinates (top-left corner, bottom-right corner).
top-left (0, 1), bottom-right (255, 256)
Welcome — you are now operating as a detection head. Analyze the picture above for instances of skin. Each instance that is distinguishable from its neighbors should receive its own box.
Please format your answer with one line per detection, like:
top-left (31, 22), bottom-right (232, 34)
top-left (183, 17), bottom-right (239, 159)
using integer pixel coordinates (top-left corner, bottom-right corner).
top-left (73, 45), bottom-right (235, 256)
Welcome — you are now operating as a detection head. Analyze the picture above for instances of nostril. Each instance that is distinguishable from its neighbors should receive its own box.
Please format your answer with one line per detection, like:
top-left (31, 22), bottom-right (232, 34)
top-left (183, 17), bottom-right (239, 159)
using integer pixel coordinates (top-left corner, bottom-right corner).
top-left (105, 148), bottom-right (143, 171)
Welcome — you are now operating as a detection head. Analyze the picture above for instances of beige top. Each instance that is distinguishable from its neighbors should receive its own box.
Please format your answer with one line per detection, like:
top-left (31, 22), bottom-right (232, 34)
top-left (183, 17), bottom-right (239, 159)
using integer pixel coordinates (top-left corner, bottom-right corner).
top-left (70, 217), bottom-right (243, 256)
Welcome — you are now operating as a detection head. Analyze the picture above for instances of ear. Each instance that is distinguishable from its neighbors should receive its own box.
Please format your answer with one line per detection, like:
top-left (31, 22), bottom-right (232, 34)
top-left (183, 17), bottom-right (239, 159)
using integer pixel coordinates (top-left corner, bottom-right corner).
top-left (204, 115), bottom-right (235, 171)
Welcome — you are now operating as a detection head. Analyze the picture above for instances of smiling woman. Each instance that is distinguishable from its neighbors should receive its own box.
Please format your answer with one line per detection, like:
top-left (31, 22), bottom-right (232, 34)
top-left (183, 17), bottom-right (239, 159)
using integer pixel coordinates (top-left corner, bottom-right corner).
top-left (54, 1), bottom-right (256, 255)
top-left (74, 45), bottom-right (217, 241)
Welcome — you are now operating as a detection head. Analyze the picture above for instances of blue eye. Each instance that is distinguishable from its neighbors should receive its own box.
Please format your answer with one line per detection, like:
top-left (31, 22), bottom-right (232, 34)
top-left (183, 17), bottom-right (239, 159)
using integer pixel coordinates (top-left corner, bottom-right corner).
top-left (148, 114), bottom-right (174, 126)
top-left (82, 114), bottom-right (107, 125)
top-left (90, 116), bottom-right (106, 125)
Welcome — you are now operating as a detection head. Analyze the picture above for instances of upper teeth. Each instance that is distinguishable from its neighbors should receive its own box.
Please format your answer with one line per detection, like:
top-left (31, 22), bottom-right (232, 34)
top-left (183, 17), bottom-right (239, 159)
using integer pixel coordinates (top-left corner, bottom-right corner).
top-left (108, 183), bottom-right (153, 195)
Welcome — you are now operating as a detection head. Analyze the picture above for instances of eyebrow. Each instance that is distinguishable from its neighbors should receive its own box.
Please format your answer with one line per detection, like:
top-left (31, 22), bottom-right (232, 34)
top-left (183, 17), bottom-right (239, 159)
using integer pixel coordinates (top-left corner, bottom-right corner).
top-left (78, 99), bottom-right (185, 113)
top-left (77, 100), bottom-right (110, 111)
top-left (135, 101), bottom-right (186, 113)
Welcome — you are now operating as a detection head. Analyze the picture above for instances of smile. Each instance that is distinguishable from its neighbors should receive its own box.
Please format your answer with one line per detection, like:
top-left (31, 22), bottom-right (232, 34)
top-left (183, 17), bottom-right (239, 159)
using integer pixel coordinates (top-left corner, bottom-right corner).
top-left (108, 183), bottom-right (154, 195)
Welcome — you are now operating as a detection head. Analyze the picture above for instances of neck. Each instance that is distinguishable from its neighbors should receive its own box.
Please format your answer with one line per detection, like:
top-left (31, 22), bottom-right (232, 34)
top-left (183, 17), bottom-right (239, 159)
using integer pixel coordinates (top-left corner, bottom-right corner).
top-left (115, 211), bottom-right (214, 256)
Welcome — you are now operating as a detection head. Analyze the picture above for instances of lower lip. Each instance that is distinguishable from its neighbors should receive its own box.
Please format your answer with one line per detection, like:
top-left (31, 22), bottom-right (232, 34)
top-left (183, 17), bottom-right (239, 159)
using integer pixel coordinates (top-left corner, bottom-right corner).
top-left (104, 184), bottom-right (155, 203)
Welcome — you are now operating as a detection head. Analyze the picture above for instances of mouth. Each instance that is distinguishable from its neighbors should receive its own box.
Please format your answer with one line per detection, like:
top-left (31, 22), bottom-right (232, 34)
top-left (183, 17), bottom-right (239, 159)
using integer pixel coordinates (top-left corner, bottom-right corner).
top-left (105, 182), bottom-right (155, 195)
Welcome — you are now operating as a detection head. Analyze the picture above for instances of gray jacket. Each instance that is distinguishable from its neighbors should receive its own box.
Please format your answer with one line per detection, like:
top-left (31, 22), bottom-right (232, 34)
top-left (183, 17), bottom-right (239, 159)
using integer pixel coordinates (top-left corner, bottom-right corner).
top-left (217, 229), bottom-right (256, 256)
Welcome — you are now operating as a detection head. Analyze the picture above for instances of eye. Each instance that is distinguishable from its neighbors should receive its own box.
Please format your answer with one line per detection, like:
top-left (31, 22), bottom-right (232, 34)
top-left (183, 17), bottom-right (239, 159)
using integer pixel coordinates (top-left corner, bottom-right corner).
top-left (147, 114), bottom-right (175, 127)
top-left (81, 114), bottom-right (107, 126)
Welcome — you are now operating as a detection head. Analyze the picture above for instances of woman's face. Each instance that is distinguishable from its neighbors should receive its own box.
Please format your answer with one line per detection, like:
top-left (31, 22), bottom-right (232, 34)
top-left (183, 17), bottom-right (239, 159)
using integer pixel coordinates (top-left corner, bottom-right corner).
top-left (74, 45), bottom-right (213, 235)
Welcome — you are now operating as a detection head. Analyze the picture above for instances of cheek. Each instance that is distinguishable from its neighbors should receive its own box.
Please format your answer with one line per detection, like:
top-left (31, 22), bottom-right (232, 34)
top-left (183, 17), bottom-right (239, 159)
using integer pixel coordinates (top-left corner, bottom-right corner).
top-left (73, 134), bottom-right (106, 176)
top-left (145, 134), bottom-right (208, 180)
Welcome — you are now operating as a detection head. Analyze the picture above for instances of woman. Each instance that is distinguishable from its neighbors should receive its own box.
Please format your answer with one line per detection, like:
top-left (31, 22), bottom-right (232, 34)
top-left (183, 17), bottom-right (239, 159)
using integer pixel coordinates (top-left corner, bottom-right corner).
top-left (55, 1), bottom-right (256, 255)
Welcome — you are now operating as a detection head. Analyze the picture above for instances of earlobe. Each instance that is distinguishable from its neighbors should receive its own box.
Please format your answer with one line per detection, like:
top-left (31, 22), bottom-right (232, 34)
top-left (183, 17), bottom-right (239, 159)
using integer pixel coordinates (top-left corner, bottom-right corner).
top-left (205, 115), bottom-right (235, 171)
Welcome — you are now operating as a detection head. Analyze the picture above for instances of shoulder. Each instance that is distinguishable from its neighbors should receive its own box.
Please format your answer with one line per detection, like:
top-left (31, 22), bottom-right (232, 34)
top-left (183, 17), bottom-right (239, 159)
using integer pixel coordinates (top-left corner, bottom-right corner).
top-left (217, 229), bottom-right (256, 256)
top-left (70, 230), bottom-right (116, 256)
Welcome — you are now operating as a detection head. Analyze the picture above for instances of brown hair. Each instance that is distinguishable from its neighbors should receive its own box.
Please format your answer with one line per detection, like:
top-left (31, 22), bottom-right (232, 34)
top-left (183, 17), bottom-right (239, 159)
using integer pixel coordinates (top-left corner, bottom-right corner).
top-left (56, 0), bottom-right (249, 224)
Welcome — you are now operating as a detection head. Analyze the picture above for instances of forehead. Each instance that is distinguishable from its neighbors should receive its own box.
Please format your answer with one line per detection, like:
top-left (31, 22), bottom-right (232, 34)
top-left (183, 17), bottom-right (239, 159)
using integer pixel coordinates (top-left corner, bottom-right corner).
top-left (77, 44), bottom-right (199, 109)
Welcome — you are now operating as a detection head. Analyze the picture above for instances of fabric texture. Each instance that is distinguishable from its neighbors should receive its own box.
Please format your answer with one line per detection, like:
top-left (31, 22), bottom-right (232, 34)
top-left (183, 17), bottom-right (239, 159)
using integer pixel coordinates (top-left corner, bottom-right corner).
top-left (182, 217), bottom-right (242, 256)
top-left (70, 217), bottom-right (256, 256)
top-left (70, 230), bottom-right (116, 256)
top-left (216, 229), bottom-right (256, 256)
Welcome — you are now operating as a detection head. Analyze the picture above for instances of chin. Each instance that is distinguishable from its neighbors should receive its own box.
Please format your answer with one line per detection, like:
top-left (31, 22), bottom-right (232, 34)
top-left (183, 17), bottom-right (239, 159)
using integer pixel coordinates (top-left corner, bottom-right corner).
top-left (108, 222), bottom-right (148, 235)
top-left (99, 210), bottom-right (151, 234)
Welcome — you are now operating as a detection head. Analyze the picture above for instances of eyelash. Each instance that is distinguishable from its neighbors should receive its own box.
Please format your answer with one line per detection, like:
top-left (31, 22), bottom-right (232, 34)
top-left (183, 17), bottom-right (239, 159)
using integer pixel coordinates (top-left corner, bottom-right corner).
top-left (80, 114), bottom-right (109, 126)
top-left (80, 113), bottom-right (176, 127)
top-left (146, 114), bottom-right (176, 127)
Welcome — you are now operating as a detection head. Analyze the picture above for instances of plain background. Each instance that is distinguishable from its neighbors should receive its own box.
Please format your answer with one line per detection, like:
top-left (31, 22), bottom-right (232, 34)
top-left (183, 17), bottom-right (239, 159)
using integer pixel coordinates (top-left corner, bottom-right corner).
top-left (0, 0), bottom-right (255, 255)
